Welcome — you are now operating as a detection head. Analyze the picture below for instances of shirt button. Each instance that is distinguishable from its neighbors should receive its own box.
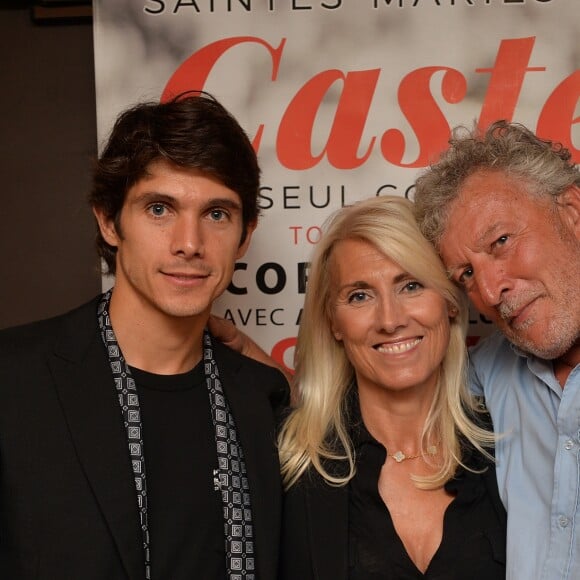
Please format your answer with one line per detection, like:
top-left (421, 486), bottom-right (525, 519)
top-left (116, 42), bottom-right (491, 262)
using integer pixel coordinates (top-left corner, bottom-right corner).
top-left (558, 515), bottom-right (570, 528)
top-left (564, 440), bottom-right (574, 450)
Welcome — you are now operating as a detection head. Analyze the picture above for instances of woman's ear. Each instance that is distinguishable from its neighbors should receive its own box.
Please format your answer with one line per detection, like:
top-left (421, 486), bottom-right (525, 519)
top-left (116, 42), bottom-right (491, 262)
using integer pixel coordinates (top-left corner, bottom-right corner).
top-left (447, 303), bottom-right (458, 320)
top-left (330, 317), bottom-right (343, 341)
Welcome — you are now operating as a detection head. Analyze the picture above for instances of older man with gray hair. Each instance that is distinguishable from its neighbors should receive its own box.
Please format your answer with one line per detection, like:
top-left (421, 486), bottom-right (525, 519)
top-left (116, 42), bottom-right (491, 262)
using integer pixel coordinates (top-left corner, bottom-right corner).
top-left (414, 120), bottom-right (580, 580)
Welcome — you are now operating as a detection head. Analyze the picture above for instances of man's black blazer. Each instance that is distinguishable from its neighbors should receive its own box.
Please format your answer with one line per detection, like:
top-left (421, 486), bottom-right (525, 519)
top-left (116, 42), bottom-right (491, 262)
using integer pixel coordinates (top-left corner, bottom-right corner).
top-left (0, 297), bottom-right (289, 579)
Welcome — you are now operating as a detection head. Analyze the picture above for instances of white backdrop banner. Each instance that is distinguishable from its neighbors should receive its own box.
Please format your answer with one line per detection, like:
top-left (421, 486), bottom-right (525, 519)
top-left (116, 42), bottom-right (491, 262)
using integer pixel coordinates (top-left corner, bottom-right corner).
top-left (93, 0), bottom-right (579, 373)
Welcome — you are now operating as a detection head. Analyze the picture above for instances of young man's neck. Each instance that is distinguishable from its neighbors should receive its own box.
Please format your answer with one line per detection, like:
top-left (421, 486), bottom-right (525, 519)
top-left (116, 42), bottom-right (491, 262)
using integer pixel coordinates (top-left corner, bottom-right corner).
top-left (107, 290), bottom-right (207, 375)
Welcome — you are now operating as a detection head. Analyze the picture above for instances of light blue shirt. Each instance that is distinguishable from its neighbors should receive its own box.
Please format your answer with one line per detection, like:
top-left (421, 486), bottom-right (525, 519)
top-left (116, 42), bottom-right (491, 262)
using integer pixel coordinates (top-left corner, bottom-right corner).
top-left (469, 331), bottom-right (580, 580)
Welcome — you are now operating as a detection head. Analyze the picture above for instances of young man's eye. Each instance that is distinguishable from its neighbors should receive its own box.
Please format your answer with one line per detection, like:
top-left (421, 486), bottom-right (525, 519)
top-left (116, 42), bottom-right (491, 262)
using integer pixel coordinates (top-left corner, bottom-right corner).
top-left (209, 209), bottom-right (228, 221)
top-left (149, 203), bottom-right (166, 217)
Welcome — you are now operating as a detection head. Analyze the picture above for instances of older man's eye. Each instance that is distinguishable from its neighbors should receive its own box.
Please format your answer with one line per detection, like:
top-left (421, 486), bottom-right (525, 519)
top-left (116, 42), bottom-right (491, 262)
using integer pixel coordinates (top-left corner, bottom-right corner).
top-left (493, 234), bottom-right (509, 249)
top-left (458, 267), bottom-right (473, 285)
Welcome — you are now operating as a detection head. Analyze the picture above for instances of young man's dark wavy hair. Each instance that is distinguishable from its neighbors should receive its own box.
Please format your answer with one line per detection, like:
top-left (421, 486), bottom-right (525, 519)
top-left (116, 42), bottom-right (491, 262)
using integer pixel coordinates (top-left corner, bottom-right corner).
top-left (89, 91), bottom-right (261, 274)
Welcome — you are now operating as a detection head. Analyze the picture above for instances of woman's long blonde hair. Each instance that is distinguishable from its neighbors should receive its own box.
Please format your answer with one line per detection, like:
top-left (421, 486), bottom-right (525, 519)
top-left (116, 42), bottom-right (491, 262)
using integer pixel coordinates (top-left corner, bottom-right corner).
top-left (278, 196), bottom-right (494, 490)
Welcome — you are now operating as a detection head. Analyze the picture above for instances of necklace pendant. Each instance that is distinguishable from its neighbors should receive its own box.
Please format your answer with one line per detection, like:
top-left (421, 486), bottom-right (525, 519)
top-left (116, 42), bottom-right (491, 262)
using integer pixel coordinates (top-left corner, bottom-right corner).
top-left (392, 451), bottom-right (406, 463)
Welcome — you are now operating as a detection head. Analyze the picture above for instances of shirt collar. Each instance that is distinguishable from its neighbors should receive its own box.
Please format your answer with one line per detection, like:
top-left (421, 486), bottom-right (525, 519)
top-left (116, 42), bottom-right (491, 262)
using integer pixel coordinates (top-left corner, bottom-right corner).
top-left (508, 339), bottom-right (569, 396)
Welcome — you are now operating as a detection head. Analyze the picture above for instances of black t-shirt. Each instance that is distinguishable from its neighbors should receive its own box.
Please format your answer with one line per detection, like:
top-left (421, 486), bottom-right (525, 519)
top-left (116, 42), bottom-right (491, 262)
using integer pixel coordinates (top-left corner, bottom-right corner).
top-left (130, 363), bottom-right (227, 580)
top-left (348, 423), bottom-right (506, 579)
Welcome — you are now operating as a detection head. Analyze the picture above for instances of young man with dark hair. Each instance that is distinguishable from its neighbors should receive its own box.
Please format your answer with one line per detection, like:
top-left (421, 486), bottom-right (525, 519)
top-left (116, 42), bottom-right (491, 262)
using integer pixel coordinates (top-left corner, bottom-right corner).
top-left (0, 93), bottom-right (288, 580)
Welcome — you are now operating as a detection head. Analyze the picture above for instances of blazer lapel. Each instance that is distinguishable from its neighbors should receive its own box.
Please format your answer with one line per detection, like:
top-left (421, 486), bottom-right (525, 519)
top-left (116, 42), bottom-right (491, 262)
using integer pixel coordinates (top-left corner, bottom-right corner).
top-left (48, 300), bottom-right (144, 580)
top-left (305, 474), bottom-right (349, 580)
top-left (214, 342), bottom-right (283, 580)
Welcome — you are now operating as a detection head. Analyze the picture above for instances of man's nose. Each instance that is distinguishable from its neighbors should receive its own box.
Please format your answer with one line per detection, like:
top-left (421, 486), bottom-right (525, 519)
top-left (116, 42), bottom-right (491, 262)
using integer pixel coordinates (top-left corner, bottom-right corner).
top-left (471, 260), bottom-right (511, 311)
top-left (170, 216), bottom-right (203, 258)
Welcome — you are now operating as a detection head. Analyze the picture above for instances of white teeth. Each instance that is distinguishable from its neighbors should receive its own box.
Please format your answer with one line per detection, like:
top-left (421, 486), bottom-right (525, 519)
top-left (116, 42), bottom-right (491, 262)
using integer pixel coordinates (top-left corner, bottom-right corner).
top-left (377, 338), bottom-right (421, 354)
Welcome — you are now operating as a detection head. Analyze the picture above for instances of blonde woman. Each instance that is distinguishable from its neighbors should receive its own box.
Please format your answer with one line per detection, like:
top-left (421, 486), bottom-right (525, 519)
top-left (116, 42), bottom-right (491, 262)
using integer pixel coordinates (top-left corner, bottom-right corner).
top-left (277, 196), bottom-right (505, 579)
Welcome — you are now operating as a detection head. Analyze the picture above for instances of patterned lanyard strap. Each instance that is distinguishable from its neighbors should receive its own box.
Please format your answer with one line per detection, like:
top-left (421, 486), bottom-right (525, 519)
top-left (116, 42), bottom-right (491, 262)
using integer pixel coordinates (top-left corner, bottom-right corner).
top-left (204, 329), bottom-right (256, 580)
top-left (97, 292), bottom-right (256, 580)
top-left (97, 290), bottom-right (151, 579)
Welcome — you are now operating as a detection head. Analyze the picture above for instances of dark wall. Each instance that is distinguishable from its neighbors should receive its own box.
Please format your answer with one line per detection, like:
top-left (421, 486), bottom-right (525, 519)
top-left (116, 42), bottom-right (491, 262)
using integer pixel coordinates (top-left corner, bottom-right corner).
top-left (0, 7), bottom-right (101, 329)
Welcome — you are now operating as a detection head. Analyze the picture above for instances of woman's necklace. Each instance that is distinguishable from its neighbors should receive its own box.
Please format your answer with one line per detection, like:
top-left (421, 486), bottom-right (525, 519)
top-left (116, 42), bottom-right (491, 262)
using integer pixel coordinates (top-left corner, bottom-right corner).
top-left (389, 445), bottom-right (438, 463)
